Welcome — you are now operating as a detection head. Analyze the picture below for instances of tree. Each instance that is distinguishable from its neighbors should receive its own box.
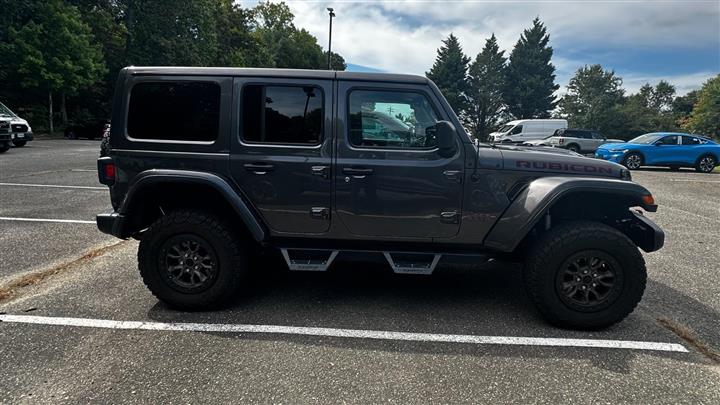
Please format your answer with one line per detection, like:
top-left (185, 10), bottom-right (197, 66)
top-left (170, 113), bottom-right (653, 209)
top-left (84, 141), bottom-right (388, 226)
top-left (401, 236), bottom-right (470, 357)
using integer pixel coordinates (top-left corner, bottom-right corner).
top-left (2, 0), bottom-right (105, 134)
top-left (215, 0), bottom-right (259, 67)
top-left (620, 81), bottom-right (678, 137)
top-left (559, 64), bottom-right (625, 136)
top-left (426, 33), bottom-right (470, 115)
top-left (126, 0), bottom-right (219, 66)
top-left (504, 17), bottom-right (559, 119)
top-left (325, 51), bottom-right (347, 71)
top-left (684, 75), bottom-right (720, 139)
top-left (672, 90), bottom-right (699, 128)
top-left (465, 34), bottom-right (507, 141)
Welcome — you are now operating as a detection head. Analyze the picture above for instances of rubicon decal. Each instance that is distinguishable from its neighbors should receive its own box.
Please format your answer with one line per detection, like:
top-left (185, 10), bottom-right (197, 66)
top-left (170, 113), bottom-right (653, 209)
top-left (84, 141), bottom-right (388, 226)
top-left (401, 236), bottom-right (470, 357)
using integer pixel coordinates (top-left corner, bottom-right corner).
top-left (516, 160), bottom-right (613, 174)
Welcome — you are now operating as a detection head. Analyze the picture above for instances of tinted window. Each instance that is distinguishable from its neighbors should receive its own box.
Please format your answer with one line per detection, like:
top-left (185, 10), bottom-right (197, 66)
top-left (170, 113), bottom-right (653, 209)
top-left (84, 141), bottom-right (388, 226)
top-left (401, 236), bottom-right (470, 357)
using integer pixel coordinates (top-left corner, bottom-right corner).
top-left (348, 90), bottom-right (439, 149)
top-left (591, 132), bottom-right (604, 139)
top-left (242, 85), bottom-right (322, 145)
top-left (656, 135), bottom-right (678, 145)
top-left (128, 81), bottom-right (220, 142)
top-left (681, 136), bottom-right (701, 145)
top-left (510, 125), bottom-right (523, 135)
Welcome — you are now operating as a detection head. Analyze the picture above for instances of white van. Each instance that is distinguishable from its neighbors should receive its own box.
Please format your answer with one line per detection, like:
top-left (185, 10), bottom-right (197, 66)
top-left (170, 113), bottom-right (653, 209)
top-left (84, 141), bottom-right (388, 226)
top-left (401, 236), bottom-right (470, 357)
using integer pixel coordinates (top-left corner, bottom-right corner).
top-left (489, 119), bottom-right (567, 143)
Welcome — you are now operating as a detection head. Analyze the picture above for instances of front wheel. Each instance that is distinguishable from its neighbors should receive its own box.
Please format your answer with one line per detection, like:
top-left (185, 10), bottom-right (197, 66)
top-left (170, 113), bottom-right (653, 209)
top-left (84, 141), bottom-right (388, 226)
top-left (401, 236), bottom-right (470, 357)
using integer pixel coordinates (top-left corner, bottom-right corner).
top-left (524, 221), bottom-right (646, 330)
top-left (696, 155), bottom-right (716, 173)
top-left (138, 210), bottom-right (248, 310)
top-left (12, 140), bottom-right (26, 147)
top-left (0, 142), bottom-right (9, 153)
top-left (622, 152), bottom-right (643, 170)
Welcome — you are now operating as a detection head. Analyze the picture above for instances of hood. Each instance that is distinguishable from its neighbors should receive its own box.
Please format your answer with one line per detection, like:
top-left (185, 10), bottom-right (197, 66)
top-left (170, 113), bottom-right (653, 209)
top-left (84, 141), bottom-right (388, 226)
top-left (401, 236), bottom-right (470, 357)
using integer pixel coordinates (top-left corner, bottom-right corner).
top-left (496, 144), bottom-right (627, 179)
top-left (10, 118), bottom-right (28, 125)
top-left (522, 139), bottom-right (550, 146)
top-left (597, 142), bottom-right (630, 150)
top-left (494, 143), bottom-right (579, 156)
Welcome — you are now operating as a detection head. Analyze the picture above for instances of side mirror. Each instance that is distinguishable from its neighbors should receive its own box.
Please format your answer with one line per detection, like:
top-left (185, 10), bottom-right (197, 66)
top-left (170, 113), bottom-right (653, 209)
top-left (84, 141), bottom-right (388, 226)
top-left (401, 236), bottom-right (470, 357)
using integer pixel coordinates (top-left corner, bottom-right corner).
top-left (435, 120), bottom-right (457, 158)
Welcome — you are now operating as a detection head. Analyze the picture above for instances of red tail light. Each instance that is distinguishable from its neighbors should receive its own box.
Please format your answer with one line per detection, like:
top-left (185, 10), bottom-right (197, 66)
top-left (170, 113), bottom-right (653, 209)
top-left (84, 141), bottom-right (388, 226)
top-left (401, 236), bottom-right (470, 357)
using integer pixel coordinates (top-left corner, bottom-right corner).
top-left (98, 157), bottom-right (116, 186)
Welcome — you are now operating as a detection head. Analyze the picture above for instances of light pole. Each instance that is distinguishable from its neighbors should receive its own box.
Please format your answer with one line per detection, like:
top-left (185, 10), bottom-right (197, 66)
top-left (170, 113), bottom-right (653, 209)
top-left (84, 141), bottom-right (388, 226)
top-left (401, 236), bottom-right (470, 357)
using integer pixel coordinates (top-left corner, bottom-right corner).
top-left (327, 7), bottom-right (335, 70)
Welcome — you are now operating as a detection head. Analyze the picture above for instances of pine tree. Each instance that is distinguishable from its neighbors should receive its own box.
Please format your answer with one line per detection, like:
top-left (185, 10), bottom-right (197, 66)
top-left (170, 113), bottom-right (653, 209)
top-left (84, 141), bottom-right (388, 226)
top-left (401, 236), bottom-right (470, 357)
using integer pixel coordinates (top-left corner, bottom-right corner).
top-left (466, 34), bottom-right (507, 141)
top-left (426, 33), bottom-right (470, 115)
top-left (504, 17), bottom-right (559, 118)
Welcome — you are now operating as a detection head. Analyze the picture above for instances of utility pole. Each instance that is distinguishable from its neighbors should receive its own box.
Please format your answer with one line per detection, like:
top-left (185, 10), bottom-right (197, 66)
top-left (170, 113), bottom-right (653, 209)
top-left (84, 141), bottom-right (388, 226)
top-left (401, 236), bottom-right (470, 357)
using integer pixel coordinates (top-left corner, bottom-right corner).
top-left (327, 7), bottom-right (335, 70)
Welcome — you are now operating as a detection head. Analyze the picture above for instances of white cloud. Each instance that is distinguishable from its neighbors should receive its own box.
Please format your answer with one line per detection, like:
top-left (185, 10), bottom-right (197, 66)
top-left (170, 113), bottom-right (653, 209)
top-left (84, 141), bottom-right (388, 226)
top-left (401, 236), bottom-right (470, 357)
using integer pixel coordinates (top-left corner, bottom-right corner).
top-left (242, 0), bottom-right (719, 93)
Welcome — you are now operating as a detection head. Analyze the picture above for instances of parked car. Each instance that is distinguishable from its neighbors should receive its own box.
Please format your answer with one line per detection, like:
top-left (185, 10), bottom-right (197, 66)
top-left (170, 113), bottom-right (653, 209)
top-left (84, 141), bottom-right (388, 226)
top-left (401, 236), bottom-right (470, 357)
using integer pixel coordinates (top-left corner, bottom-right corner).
top-left (64, 119), bottom-right (108, 140)
top-left (489, 119), bottom-right (567, 143)
top-left (540, 129), bottom-right (624, 153)
top-left (0, 101), bottom-right (34, 147)
top-left (96, 66), bottom-right (665, 330)
top-left (100, 123), bottom-right (110, 156)
top-left (596, 132), bottom-right (720, 173)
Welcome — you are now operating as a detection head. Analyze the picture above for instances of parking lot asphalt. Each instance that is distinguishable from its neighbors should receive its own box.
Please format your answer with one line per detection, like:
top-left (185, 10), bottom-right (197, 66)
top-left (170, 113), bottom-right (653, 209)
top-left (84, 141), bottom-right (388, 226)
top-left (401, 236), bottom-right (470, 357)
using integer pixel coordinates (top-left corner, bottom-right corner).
top-left (1, 140), bottom-right (719, 403)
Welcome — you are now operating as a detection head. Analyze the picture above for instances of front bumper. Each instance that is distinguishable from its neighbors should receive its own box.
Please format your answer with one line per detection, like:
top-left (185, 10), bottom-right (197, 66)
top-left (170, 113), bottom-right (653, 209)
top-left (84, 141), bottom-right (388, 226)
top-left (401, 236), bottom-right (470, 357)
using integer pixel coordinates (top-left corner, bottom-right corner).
top-left (11, 131), bottom-right (34, 141)
top-left (97, 212), bottom-right (127, 239)
top-left (595, 149), bottom-right (624, 163)
top-left (625, 209), bottom-right (665, 252)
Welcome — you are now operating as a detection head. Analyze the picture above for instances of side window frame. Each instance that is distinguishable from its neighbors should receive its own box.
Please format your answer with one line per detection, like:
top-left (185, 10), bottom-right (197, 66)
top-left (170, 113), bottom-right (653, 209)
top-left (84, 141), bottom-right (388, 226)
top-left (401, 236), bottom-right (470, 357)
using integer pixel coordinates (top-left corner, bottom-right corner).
top-left (124, 77), bottom-right (224, 145)
top-left (239, 82), bottom-right (325, 148)
top-left (345, 87), bottom-right (442, 152)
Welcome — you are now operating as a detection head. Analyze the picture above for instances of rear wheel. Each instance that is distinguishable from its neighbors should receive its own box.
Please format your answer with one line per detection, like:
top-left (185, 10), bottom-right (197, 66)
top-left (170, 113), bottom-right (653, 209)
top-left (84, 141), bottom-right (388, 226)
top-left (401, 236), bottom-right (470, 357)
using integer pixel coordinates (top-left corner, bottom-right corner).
top-left (138, 210), bottom-right (248, 309)
top-left (12, 140), bottom-right (26, 147)
top-left (696, 155), bottom-right (716, 173)
top-left (524, 221), bottom-right (646, 330)
top-left (622, 152), bottom-right (643, 170)
top-left (566, 143), bottom-right (580, 153)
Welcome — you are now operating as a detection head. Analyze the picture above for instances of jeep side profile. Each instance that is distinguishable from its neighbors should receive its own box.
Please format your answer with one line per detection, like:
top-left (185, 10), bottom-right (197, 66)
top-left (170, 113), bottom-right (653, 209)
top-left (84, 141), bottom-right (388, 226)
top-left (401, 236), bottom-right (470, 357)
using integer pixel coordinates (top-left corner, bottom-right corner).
top-left (97, 67), bottom-right (664, 330)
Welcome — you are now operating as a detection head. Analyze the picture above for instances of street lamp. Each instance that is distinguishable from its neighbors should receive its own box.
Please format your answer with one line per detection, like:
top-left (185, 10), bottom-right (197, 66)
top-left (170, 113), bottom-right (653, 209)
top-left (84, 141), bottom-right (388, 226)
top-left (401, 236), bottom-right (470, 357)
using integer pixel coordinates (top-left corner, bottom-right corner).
top-left (327, 7), bottom-right (335, 70)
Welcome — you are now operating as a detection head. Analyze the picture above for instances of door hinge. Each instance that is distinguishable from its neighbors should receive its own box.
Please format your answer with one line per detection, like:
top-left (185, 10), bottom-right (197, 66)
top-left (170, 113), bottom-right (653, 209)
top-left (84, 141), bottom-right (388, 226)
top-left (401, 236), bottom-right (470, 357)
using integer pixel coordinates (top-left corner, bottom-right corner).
top-left (310, 207), bottom-right (330, 220)
top-left (440, 211), bottom-right (460, 224)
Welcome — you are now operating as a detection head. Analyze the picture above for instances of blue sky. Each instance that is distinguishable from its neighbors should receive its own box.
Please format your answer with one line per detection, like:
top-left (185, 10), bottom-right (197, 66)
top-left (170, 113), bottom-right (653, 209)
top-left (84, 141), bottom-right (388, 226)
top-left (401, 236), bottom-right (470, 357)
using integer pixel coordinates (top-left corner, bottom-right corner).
top-left (244, 0), bottom-right (719, 95)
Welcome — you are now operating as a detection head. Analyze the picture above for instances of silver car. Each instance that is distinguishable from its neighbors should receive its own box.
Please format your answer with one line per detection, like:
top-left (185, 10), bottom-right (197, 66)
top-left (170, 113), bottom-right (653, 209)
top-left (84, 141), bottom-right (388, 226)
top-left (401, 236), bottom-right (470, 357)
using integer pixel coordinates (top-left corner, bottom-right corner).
top-left (545, 129), bottom-right (623, 153)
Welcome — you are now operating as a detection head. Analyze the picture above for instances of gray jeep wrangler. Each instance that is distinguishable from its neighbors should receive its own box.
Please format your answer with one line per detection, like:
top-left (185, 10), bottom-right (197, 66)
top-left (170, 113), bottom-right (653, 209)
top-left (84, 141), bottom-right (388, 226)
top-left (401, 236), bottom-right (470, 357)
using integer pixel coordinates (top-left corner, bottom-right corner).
top-left (97, 67), bottom-right (664, 330)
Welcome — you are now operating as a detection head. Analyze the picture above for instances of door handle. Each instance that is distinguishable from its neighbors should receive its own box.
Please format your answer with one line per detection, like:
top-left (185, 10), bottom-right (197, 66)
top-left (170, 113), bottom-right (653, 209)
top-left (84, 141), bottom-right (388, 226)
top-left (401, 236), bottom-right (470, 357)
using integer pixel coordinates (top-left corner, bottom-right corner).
top-left (311, 165), bottom-right (330, 179)
top-left (443, 170), bottom-right (462, 183)
top-left (342, 167), bottom-right (373, 178)
top-left (244, 163), bottom-right (275, 174)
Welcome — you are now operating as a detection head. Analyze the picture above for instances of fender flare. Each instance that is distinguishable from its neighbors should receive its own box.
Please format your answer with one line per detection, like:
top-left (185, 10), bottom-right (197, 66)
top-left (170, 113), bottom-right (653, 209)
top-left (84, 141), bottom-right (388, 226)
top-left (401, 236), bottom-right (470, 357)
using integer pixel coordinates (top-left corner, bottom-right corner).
top-left (119, 169), bottom-right (267, 242)
top-left (483, 176), bottom-right (656, 252)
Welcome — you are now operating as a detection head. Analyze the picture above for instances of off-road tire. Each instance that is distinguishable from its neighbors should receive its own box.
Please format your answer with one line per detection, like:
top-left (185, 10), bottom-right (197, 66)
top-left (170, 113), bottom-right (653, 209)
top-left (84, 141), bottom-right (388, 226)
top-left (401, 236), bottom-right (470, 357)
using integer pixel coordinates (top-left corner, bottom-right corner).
top-left (12, 140), bottom-right (26, 147)
top-left (566, 143), bottom-right (580, 153)
top-left (622, 152), bottom-right (643, 170)
top-left (695, 154), bottom-right (716, 173)
top-left (0, 143), bottom-right (9, 153)
top-left (138, 210), bottom-right (248, 310)
top-left (524, 221), bottom-right (646, 330)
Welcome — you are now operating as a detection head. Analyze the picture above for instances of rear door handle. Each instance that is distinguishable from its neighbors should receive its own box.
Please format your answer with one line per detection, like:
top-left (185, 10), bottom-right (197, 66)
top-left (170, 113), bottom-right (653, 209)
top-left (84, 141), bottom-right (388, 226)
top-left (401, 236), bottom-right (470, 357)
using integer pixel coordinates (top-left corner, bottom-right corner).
top-left (244, 163), bottom-right (275, 174)
top-left (342, 167), bottom-right (373, 178)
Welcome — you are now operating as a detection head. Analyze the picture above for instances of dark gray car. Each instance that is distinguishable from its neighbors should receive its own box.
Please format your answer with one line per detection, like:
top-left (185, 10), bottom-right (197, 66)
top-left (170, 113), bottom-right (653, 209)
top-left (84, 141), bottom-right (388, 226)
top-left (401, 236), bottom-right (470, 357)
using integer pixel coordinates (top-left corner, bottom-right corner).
top-left (97, 67), bottom-right (663, 330)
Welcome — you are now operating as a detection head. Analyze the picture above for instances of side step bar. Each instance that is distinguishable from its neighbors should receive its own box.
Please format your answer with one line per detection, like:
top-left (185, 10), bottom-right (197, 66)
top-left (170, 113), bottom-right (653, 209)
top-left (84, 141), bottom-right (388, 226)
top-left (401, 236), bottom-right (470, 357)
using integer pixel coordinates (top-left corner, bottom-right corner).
top-left (383, 252), bottom-right (441, 275)
top-left (280, 249), bottom-right (338, 271)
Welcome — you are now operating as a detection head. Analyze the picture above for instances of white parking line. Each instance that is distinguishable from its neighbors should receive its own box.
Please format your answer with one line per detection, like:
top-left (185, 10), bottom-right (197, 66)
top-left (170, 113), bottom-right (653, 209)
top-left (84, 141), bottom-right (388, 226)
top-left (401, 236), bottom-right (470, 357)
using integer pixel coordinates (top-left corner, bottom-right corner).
top-left (0, 217), bottom-right (95, 224)
top-left (667, 179), bottom-right (720, 183)
top-left (0, 182), bottom-right (105, 190)
top-left (0, 314), bottom-right (688, 353)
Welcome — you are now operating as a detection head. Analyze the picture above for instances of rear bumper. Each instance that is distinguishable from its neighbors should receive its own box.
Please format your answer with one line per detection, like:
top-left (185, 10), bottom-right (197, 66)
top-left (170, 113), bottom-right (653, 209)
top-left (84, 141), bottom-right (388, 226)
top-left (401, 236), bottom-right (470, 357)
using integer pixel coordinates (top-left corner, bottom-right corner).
top-left (97, 212), bottom-right (127, 239)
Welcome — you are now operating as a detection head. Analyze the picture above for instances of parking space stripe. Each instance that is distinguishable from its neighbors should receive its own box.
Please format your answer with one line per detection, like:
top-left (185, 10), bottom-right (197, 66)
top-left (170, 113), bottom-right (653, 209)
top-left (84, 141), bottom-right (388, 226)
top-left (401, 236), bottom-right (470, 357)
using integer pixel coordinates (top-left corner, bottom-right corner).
top-left (0, 182), bottom-right (105, 190)
top-left (0, 217), bottom-right (95, 224)
top-left (0, 314), bottom-right (688, 353)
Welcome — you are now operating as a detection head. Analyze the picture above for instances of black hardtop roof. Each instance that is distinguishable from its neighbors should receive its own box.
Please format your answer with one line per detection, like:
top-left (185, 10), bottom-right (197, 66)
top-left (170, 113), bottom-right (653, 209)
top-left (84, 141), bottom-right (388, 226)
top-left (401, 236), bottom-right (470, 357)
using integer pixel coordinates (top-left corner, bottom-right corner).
top-left (123, 66), bottom-right (429, 84)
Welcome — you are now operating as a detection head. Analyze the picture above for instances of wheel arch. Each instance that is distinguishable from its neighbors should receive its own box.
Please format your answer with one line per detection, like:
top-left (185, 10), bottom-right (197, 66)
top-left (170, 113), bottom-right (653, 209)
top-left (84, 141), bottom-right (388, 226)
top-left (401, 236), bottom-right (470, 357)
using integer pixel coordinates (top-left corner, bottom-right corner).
top-left (118, 170), bottom-right (267, 242)
top-left (483, 176), bottom-right (661, 253)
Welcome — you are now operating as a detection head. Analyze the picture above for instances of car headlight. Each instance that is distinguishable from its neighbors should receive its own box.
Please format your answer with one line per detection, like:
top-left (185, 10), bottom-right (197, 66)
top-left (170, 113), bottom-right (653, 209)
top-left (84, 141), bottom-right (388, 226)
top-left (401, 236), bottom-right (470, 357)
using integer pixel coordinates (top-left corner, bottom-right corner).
top-left (609, 149), bottom-right (628, 153)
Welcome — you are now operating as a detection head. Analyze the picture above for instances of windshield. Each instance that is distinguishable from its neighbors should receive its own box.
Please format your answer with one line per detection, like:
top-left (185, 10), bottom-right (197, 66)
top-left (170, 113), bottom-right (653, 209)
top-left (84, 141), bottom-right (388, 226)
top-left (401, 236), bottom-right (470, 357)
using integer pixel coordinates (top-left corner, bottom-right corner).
top-left (0, 102), bottom-right (17, 117)
top-left (498, 124), bottom-right (514, 133)
top-left (628, 133), bottom-right (663, 144)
